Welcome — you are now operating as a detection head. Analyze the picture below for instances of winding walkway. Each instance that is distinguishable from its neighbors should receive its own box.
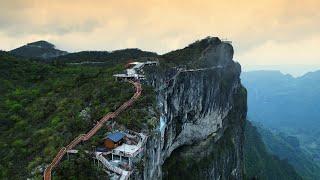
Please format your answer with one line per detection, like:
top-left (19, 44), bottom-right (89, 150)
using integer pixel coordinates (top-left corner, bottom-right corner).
top-left (158, 66), bottom-right (224, 91)
top-left (43, 80), bottom-right (142, 180)
top-left (95, 152), bottom-right (130, 180)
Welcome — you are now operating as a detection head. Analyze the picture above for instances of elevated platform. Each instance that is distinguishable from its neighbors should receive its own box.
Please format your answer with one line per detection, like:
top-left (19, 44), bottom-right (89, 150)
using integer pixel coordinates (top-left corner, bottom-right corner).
top-left (129, 61), bottom-right (159, 70)
top-left (113, 73), bottom-right (145, 80)
top-left (113, 60), bottom-right (158, 81)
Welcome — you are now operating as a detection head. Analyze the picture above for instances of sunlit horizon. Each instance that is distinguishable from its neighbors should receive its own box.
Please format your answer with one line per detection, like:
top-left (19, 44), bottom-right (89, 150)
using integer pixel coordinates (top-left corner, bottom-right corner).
top-left (1, 0), bottom-right (319, 68)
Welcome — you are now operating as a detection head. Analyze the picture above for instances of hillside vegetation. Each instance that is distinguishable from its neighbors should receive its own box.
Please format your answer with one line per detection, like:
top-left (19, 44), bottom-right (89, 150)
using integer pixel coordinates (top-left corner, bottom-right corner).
top-left (52, 48), bottom-right (158, 65)
top-left (244, 121), bottom-right (302, 180)
top-left (242, 70), bottom-right (320, 177)
top-left (0, 53), bottom-right (156, 179)
top-left (160, 37), bottom-right (223, 68)
top-left (253, 122), bottom-right (320, 180)
top-left (10, 41), bottom-right (67, 59)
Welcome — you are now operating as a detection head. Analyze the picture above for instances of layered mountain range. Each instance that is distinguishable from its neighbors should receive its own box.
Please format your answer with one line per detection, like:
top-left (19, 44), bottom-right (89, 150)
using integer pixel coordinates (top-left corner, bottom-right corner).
top-left (242, 70), bottom-right (320, 179)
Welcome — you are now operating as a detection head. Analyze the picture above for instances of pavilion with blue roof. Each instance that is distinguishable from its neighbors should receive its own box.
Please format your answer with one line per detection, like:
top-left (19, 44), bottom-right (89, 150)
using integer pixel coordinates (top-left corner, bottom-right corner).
top-left (104, 132), bottom-right (125, 149)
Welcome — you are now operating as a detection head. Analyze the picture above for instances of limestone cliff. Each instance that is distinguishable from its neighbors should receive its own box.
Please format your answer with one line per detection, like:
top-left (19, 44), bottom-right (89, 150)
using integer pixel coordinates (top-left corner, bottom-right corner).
top-left (139, 37), bottom-right (247, 179)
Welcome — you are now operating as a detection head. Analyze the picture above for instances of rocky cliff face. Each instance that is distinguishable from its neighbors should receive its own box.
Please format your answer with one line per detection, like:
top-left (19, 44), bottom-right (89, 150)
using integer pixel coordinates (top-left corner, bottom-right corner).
top-left (140, 37), bottom-right (247, 179)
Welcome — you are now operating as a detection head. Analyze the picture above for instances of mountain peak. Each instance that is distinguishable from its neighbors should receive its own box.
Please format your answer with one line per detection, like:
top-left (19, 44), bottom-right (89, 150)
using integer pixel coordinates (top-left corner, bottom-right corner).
top-left (27, 40), bottom-right (55, 49)
top-left (10, 40), bottom-right (68, 59)
top-left (162, 36), bottom-right (232, 68)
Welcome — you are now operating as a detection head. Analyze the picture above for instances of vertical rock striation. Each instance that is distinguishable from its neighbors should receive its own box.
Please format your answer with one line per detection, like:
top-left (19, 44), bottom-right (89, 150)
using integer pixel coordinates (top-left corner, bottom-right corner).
top-left (141, 37), bottom-right (247, 179)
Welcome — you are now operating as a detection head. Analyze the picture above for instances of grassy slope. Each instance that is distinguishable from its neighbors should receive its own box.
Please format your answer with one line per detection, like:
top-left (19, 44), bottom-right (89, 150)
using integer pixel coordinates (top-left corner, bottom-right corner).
top-left (0, 54), bottom-right (156, 179)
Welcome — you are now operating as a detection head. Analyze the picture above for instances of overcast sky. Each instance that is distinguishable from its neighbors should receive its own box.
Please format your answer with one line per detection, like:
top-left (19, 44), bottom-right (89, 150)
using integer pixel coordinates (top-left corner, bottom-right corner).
top-left (1, 0), bottom-right (319, 68)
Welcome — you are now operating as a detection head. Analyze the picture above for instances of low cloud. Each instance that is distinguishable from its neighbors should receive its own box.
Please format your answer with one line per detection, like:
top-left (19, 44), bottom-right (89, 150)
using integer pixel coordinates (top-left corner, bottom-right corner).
top-left (0, 0), bottom-right (319, 65)
top-left (238, 35), bottom-right (320, 66)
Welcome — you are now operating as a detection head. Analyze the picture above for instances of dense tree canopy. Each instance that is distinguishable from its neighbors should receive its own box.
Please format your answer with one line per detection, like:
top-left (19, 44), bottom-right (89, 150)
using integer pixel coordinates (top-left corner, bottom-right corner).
top-left (0, 53), bottom-right (156, 179)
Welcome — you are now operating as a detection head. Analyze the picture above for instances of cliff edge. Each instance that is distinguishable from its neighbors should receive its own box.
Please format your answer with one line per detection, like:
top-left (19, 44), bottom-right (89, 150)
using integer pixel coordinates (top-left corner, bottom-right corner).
top-left (139, 37), bottom-right (247, 179)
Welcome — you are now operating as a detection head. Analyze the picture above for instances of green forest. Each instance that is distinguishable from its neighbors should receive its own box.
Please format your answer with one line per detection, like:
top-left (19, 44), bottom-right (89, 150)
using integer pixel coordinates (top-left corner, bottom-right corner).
top-left (0, 52), bottom-right (156, 179)
top-left (244, 121), bottom-right (302, 180)
top-left (0, 42), bottom-right (306, 179)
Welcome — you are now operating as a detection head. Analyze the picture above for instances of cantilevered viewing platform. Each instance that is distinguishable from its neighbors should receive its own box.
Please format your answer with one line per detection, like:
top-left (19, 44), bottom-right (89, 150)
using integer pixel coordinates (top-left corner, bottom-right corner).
top-left (113, 60), bottom-right (158, 81)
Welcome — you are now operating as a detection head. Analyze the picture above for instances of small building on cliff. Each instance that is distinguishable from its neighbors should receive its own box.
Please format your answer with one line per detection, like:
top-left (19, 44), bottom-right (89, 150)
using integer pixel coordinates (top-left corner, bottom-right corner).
top-left (104, 132), bottom-right (125, 149)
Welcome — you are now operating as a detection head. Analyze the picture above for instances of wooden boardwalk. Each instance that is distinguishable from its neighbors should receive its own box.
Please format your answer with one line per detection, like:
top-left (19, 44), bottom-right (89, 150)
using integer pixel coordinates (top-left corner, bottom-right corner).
top-left (43, 81), bottom-right (142, 180)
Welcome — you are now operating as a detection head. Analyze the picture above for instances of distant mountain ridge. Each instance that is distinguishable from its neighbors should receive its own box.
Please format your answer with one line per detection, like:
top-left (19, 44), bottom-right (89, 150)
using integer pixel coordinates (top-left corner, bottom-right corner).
top-left (243, 65), bottom-right (320, 77)
top-left (242, 70), bottom-right (320, 128)
top-left (244, 121), bottom-right (302, 180)
top-left (242, 70), bottom-right (320, 179)
top-left (54, 48), bottom-right (158, 64)
top-left (10, 40), bottom-right (68, 59)
top-left (252, 121), bottom-right (320, 180)
top-left (9, 41), bottom-right (160, 63)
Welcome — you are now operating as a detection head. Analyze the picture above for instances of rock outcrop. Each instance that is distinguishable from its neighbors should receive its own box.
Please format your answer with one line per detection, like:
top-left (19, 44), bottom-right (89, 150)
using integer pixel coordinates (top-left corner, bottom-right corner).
top-left (140, 37), bottom-right (247, 179)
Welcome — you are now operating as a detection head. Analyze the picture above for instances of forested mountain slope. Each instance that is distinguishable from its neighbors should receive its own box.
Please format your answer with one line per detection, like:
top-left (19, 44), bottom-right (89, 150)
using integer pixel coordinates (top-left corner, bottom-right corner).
top-left (0, 53), bottom-right (156, 179)
top-left (54, 48), bottom-right (158, 64)
top-left (244, 121), bottom-right (302, 180)
top-left (242, 70), bottom-right (320, 172)
top-left (252, 122), bottom-right (320, 180)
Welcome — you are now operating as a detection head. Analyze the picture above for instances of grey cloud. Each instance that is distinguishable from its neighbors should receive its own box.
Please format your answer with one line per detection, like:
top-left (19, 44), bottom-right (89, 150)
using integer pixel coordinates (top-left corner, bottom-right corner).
top-left (0, 19), bottom-right (101, 36)
top-left (0, 0), bottom-right (101, 36)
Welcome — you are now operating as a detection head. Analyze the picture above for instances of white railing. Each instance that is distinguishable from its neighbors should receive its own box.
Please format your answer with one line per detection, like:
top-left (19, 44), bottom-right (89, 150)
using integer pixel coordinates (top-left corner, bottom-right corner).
top-left (95, 152), bottom-right (131, 180)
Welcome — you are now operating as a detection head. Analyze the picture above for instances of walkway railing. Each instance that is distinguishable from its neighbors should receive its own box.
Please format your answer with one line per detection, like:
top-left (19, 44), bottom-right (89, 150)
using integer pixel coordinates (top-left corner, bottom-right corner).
top-left (43, 80), bottom-right (142, 180)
